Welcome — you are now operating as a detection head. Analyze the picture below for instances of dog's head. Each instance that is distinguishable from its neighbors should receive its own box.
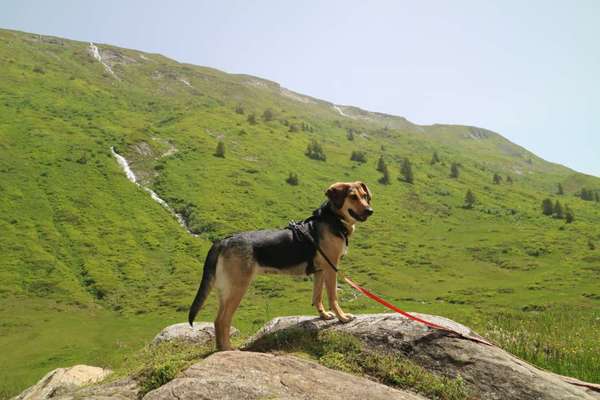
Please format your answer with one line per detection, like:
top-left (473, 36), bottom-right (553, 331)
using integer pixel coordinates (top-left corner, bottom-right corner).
top-left (326, 181), bottom-right (373, 223)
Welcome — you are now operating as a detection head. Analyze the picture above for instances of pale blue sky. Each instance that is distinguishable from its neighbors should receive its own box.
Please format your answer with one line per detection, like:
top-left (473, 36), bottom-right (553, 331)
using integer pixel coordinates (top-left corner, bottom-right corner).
top-left (2, 1), bottom-right (599, 176)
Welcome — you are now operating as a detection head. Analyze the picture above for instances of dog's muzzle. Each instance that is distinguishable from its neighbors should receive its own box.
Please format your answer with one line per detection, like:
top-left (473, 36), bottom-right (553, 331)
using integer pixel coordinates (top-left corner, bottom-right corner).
top-left (349, 208), bottom-right (373, 221)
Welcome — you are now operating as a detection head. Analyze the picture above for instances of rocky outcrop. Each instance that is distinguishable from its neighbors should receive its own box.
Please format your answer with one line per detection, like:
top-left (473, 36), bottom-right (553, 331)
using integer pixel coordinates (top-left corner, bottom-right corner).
top-left (14, 315), bottom-right (600, 400)
top-left (12, 365), bottom-right (111, 400)
top-left (143, 351), bottom-right (426, 400)
top-left (51, 378), bottom-right (140, 400)
top-left (152, 322), bottom-right (238, 345)
top-left (246, 314), bottom-right (600, 400)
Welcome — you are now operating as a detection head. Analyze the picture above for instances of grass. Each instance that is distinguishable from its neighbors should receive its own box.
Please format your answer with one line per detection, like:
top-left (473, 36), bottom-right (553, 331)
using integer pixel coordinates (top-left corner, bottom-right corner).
top-left (0, 27), bottom-right (599, 398)
top-left (250, 328), bottom-right (471, 400)
top-left (481, 307), bottom-right (600, 383)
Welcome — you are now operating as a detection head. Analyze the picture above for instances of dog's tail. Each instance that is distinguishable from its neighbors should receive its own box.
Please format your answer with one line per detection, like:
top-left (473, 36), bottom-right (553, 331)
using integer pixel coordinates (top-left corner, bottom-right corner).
top-left (188, 241), bottom-right (221, 327)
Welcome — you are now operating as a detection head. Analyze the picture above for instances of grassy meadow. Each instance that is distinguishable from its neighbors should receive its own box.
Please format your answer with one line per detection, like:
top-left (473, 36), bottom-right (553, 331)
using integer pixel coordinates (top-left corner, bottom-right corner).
top-left (0, 28), bottom-right (599, 398)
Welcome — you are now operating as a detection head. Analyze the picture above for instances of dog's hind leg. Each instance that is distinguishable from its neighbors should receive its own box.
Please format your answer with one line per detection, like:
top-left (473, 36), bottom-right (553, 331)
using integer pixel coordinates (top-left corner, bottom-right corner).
top-left (312, 270), bottom-right (334, 320)
top-left (214, 257), bottom-right (253, 351)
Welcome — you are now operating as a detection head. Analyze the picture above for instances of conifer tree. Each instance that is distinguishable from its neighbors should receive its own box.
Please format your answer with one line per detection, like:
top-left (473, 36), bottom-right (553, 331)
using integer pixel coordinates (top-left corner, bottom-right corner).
top-left (493, 173), bottom-right (503, 184)
top-left (214, 141), bottom-right (225, 158)
top-left (376, 155), bottom-right (386, 172)
top-left (557, 183), bottom-right (564, 195)
top-left (506, 175), bottom-right (513, 184)
top-left (450, 162), bottom-right (460, 178)
top-left (541, 198), bottom-right (554, 216)
top-left (262, 109), bottom-right (274, 121)
top-left (565, 206), bottom-right (575, 223)
top-left (247, 113), bottom-right (257, 125)
top-left (400, 158), bottom-right (414, 184)
top-left (464, 189), bottom-right (476, 209)
top-left (430, 151), bottom-right (440, 165)
top-left (553, 200), bottom-right (564, 219)
top-left (595, 192), bottom-right (600, 203)
top-left (378, 163), bottom-right (390, 185)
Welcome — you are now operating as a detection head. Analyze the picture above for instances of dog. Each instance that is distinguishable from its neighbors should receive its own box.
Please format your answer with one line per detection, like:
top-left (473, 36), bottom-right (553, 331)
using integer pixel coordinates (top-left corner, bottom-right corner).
top-left (188, 181), bottom-right (373, 350)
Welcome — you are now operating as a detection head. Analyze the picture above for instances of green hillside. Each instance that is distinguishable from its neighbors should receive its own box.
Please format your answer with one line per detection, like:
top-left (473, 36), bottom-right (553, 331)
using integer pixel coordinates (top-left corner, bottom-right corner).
top-left (1, 28), bottom-right (599, 398)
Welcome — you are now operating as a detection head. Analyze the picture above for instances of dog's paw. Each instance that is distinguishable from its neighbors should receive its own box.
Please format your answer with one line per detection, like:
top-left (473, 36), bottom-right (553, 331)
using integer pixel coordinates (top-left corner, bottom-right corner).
top-left (319, 311), bottom-right (336, 320)
top-left (338, 313), bottom-right (355, 323)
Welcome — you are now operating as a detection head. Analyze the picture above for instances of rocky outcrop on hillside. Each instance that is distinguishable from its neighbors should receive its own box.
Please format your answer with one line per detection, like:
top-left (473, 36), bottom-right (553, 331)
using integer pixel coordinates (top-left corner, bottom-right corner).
top-left (13, 314), bottom-right (600, 400)
top-left (144, 351), bottom-right (426, 400)
top-left (247, 314), bottom-right (600, 400)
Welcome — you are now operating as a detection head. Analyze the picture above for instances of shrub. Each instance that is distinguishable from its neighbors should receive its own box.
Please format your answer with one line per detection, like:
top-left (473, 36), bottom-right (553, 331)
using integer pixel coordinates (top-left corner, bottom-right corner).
top-left (235, 104), bottom-right (244, 114)
top-left (262, 109), bottom-right (274, 122)
top-left (557, 183), bottom-right (564, 195)
top-left (247, 113), bottom-right (257, 125)
top-left (286, 172), bottom-right (299, 186)
top-left (288, 124), bottom-right (299, 132)
top-left (350, 150), bottom-right (367, 163)
top-left (214, 141), bottom-right (225, 158)
top-left (430, 151), bottom-right (440, 164)
top-left (305, 140), bottom-right (326, 161)
top-left (33, 66), bottom-right (45, 74)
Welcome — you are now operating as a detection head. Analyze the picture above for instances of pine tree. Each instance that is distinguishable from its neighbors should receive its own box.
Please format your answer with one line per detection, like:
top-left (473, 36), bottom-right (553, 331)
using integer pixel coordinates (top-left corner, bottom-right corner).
top-left (346, 128), bottom-right (354, 141)
top-left (378, 163), bottom-right (390, 185)
top-left (565, 206), bottom-right (575, 223)
top-left (400, 158), bottom-right (414, 184)
top-left (247, 113), bottom-right (257, 125)
top-left (595, 192), bottom-right (600, 203)
top-left (376, 155), bottom-right (386, 172)
top-left (553, 200), bottom-right (564, 219)
top-left (350, 151), bottom-right (367, 163)
top-left (430, 151), bottom-right (440, 165)
top-left (493, 173), bottom-right (503, 184)
top-left (464, 189), bottom-right (476, 209)
top-left (506, 175), bottom-right (513, 184)
top-left (541, 198), bottom-right (554, 216)
top-left (450, 162), bottom-right (460, 178)
top-left (235, 104), bottom-right (244, 114)
top-left (557, 183), bottom-right (564, 195)
top-left (214, 141), bottom-right (225, 158)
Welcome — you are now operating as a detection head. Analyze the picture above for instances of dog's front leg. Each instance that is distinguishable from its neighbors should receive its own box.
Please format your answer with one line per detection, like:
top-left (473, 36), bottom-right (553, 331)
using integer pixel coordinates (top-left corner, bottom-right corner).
top-left (324, 269), bottom-right (354, 323)
top-left (312, 270), bottom-right (335, 320)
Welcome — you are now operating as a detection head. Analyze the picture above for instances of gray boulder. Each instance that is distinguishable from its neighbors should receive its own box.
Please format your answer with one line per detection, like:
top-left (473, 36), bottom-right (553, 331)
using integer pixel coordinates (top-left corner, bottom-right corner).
top-left (151, 322), bottom-right (238, 345)
top-left (143, 350), bottom-right (426, 400)
top-left (245, 313), bottom-right (600, 400)
top-left (12, 365), bottom-right (111, 400)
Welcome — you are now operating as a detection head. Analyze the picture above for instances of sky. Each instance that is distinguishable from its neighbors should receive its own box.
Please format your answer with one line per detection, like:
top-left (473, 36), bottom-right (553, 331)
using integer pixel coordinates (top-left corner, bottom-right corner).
top-left (2, 1), bottom-right (599, 176)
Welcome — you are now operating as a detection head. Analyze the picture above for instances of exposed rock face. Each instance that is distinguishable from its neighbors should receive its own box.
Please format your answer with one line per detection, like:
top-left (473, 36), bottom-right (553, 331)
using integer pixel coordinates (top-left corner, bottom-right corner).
top-left (12, 365), bottom-right (111, 400)
top-left (143, 351), bottom-right (426, 400)
top-left (151, 322), bottom-right (238, 345)
top-left (245, 313), bottom-right (600, 400)
top-left (51, 378), bottom-right (140, 400)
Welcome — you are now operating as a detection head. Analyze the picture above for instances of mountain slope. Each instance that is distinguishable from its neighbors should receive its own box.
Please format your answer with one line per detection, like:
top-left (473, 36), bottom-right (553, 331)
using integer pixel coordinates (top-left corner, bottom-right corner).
top-left (0, 28), bottom-right (599, 397)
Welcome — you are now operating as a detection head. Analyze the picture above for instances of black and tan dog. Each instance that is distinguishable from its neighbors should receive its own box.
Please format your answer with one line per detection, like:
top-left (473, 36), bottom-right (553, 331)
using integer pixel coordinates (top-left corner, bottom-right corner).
top-left (188, 181), bottom-right (373, 350)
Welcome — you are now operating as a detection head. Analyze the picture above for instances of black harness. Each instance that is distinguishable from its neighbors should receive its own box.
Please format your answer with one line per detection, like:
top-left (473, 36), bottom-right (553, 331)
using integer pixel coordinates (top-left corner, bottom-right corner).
top-left (287, 202), bottom-right (349, 274)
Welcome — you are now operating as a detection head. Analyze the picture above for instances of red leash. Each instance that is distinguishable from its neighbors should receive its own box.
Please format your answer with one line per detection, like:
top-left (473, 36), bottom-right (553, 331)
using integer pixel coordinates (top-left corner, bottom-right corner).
top-left (343, 276), bottom-right (493, 346)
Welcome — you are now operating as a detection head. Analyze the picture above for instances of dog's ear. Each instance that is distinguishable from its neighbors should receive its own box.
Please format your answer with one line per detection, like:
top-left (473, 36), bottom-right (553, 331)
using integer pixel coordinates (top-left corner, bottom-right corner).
top-left (326, 182), bottom-right (350, 209)
top-left (358, 181), bottom-right (372, 202)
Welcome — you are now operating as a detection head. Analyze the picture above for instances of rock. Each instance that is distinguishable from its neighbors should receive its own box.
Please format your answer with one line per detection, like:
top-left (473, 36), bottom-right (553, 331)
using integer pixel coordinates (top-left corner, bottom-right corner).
top-left (151, 322), bottom-right (238, 345)
top-left (12, 365), bottom-right (111, 400)
top-left (51, 378), bottom-right (140, 400)
top-left (245, 313), bottom-right (600, 400)
top-left (143, 351), bottom-right (426, 400)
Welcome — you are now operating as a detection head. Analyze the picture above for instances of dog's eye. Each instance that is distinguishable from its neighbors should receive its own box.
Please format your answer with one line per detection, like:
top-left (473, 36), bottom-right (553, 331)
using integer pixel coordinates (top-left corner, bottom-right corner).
top-left (350, 193), bottom-right (358, 200)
